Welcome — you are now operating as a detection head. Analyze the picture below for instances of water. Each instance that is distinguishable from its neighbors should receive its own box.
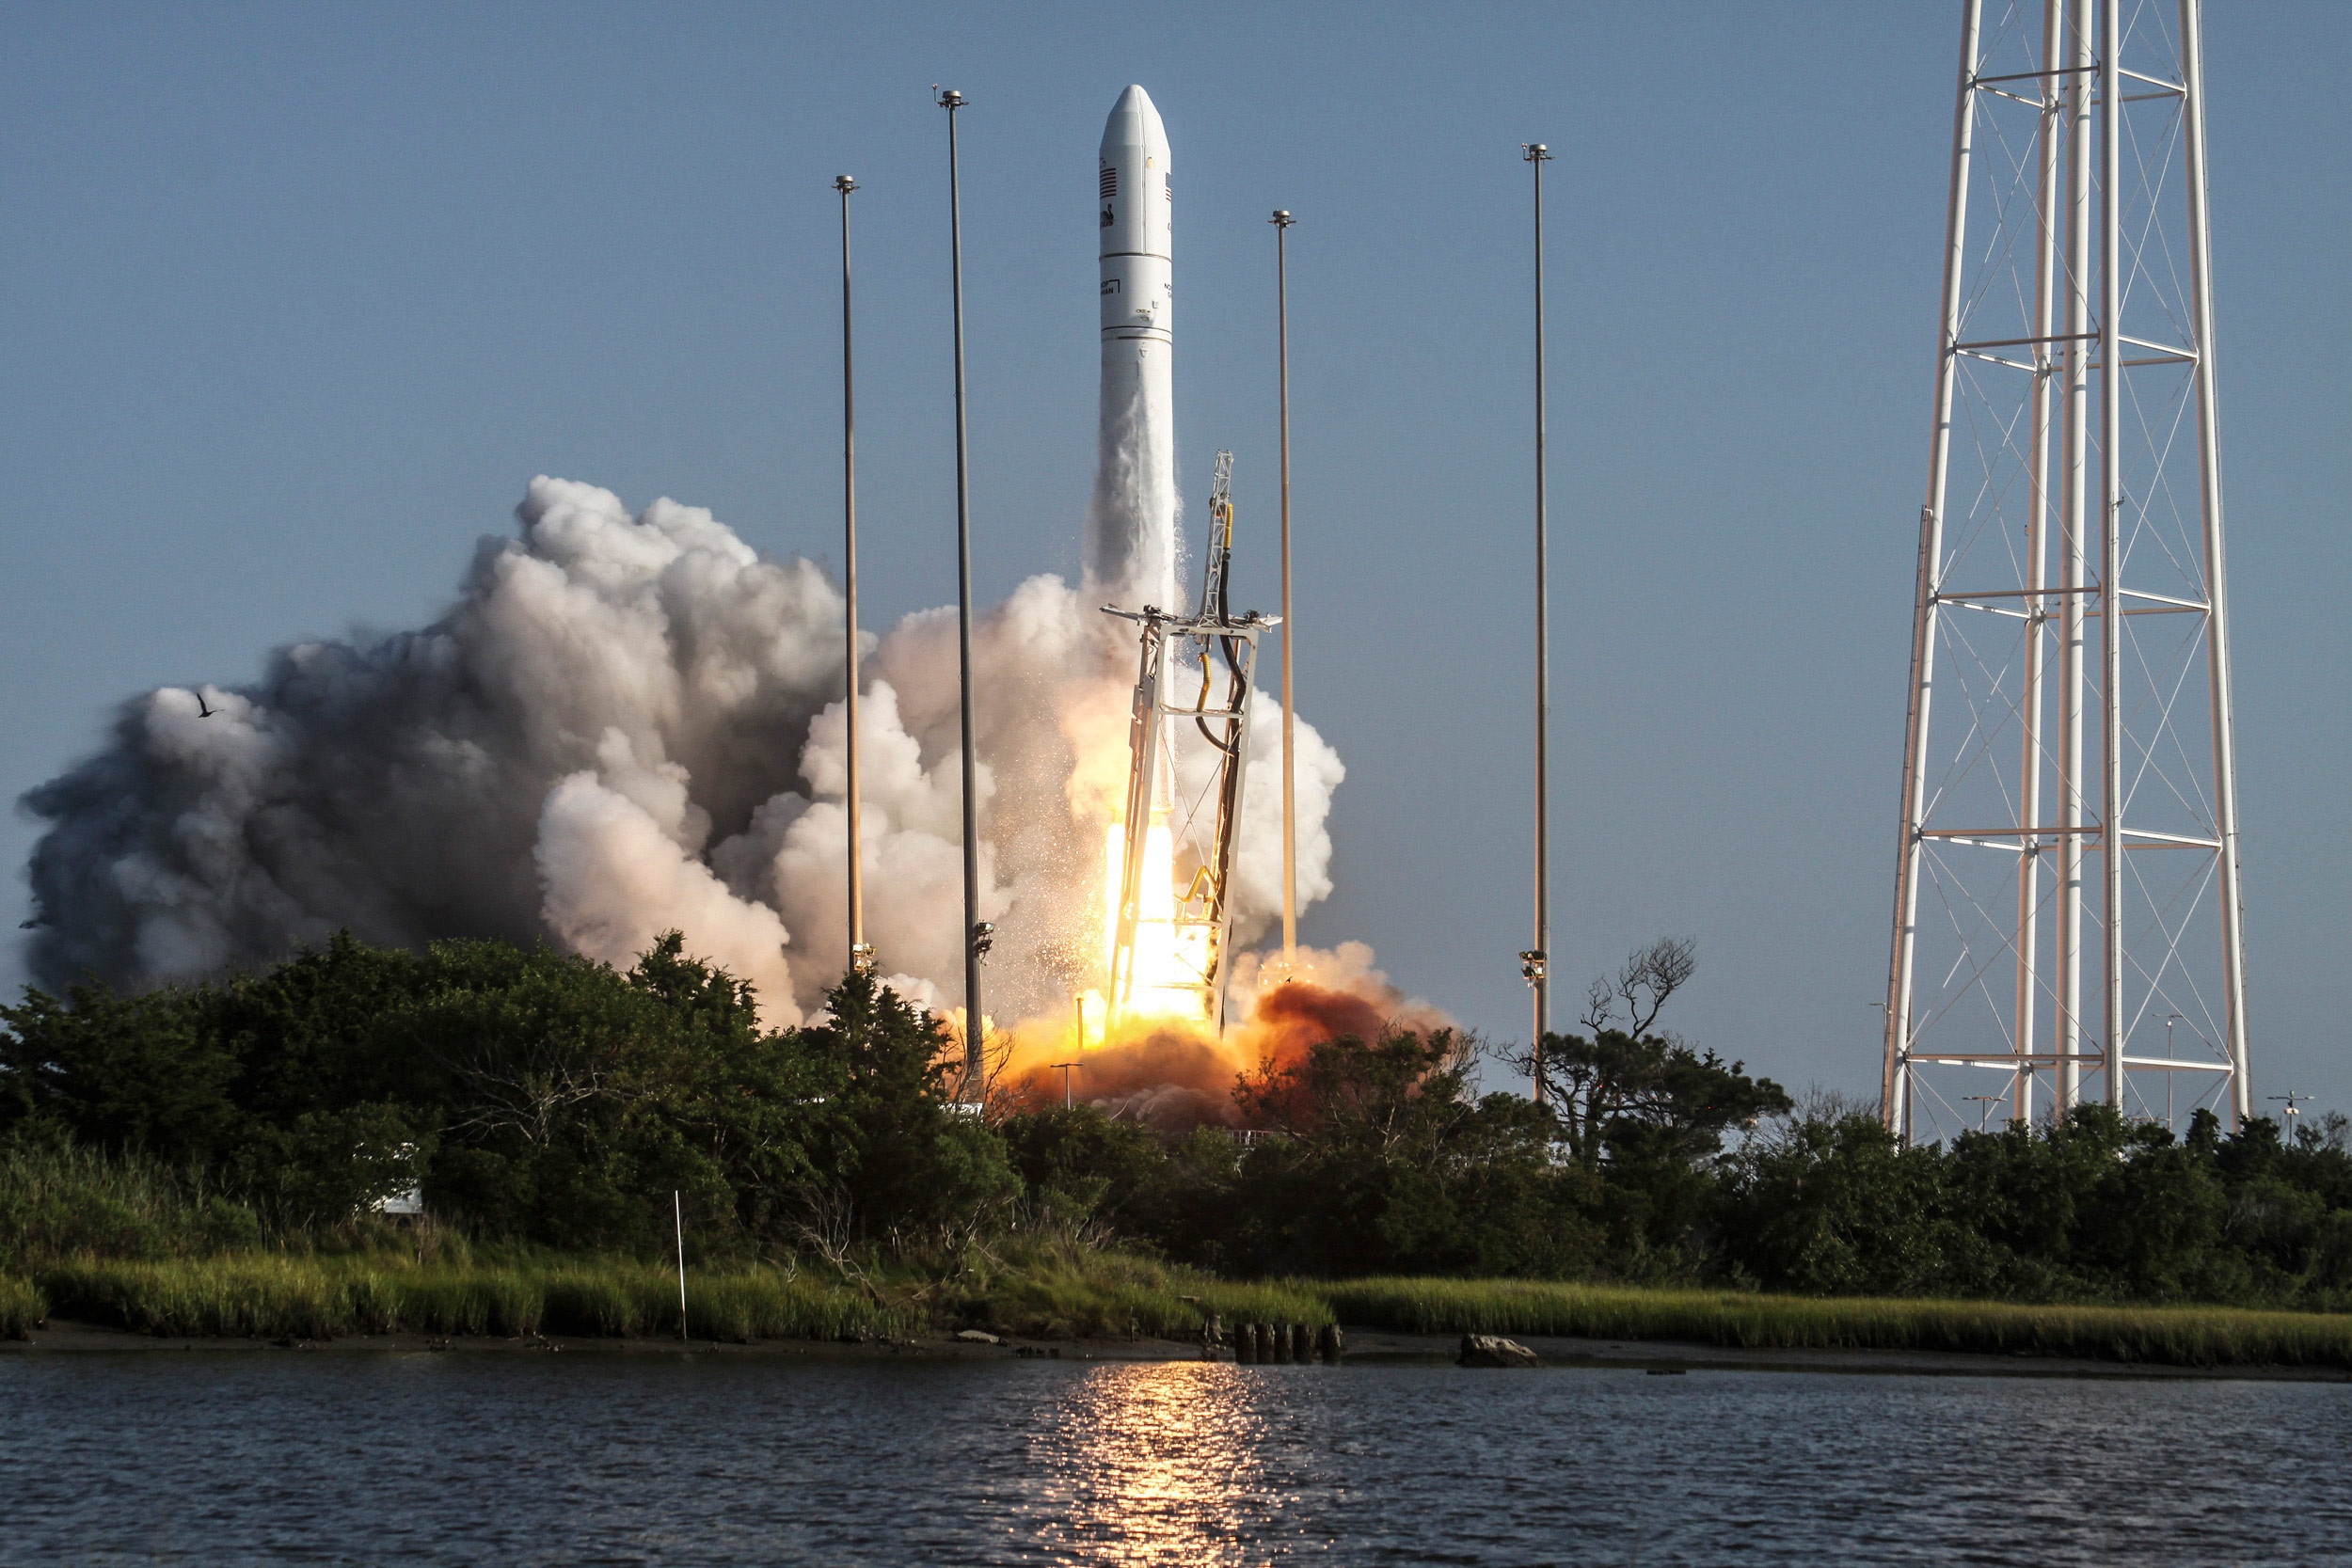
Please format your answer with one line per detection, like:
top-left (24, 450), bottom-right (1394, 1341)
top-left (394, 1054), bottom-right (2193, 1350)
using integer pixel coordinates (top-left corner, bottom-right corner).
top-left (4, 1354), bottom-right (2348, 1565)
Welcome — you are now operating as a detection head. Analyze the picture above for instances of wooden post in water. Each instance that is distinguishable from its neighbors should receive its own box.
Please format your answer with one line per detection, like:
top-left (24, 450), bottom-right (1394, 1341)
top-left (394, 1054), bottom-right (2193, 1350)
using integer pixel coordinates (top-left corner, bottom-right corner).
top-left (1317, 1323), bottom-right (1343, 1364)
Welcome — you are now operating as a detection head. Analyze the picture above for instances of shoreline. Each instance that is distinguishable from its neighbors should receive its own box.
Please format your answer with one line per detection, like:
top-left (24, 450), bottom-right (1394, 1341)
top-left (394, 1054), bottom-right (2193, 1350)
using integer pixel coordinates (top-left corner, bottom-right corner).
top-left (8, 1317), bottom-right (2349, 1382)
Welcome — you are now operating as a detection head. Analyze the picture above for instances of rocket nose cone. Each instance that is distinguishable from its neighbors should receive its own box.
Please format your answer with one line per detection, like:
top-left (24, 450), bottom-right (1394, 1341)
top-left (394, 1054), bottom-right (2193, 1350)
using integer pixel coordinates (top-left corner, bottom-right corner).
top-left (1102, 84), bottom-right (1167, 149)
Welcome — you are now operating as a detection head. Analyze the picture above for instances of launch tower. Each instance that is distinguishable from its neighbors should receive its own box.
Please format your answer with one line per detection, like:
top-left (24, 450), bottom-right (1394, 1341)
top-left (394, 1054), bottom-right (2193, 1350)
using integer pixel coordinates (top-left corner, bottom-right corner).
top-left (1882, 0), bottom-right (2250, 1139)
top-left (1104, 453), bottom-right (1275, 1032)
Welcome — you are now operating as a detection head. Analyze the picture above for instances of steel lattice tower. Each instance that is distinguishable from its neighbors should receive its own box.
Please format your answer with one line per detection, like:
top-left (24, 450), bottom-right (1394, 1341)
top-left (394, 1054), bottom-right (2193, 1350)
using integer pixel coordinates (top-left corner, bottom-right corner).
top-left (1883, 0), bottom-right (2249, 1140)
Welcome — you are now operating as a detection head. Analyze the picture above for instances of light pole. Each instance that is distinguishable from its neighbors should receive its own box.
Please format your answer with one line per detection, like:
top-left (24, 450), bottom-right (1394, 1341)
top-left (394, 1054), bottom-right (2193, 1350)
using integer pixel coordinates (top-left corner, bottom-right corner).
top-left (2268, 1091), bottom-right (2312, 1142)
top-left (936, 87), bottom-right (986, 1094)
top-left (2165, 1013), bottom-right (2185, 1131)
top-left (835, 173), bottom-right (873, 978)
top-left (1523, 140), bottom-right (1554, 1103)
top-left (1271, 209), bottom-right (1297, 971)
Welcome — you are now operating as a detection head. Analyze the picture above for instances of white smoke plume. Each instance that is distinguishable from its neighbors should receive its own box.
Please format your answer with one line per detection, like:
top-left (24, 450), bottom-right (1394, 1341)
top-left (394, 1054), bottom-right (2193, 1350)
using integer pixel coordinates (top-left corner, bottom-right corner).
top-left (20, 476), bottom-right (1343, 1025)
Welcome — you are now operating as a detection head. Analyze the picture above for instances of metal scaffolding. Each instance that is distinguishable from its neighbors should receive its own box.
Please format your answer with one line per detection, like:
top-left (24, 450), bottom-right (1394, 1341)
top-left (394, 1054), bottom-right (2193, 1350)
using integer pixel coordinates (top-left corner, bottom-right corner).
top-left (1104, 452), bottom-right (1277, 1034)
top-left (1883, 0), bottom-right (2249, 1140)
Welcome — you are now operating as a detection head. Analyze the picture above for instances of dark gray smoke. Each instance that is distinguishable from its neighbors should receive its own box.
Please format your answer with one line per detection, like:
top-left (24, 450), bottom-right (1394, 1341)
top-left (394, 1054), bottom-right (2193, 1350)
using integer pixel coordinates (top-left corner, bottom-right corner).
top-left (20, 476), bottom-right (1343, 1027)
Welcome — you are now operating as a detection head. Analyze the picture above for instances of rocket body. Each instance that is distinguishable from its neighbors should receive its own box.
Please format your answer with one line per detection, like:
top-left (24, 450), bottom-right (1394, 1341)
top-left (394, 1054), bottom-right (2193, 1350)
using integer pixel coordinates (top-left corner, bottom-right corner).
top-left (1092, 85), bottom-right (1178, 610)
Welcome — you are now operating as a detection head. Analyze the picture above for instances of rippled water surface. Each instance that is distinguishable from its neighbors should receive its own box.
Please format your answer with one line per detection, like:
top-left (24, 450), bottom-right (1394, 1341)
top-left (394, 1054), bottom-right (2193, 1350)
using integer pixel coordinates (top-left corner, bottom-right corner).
top-left (5, 1353), bottom-right (2349, 1564)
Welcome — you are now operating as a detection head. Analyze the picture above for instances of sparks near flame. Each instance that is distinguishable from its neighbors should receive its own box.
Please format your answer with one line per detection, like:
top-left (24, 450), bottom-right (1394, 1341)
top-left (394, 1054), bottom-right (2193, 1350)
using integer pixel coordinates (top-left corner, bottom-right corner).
top-left (1004, 941), bottom-right (1453, 1128)
top-left (1100, 814), bottom-right (1200, 1025)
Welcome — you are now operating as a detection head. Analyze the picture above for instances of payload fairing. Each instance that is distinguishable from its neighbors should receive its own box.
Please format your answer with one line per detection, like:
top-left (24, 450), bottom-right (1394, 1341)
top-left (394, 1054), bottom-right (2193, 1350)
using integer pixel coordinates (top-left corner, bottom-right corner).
top-left (1092, 85), bottom-right (1178, 609)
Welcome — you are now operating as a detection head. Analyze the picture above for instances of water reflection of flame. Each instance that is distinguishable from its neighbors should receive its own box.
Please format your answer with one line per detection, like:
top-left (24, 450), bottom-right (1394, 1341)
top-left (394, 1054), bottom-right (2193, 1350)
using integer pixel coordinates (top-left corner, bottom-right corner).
top-left (1028, 1363), bottom-right (1291, 1563)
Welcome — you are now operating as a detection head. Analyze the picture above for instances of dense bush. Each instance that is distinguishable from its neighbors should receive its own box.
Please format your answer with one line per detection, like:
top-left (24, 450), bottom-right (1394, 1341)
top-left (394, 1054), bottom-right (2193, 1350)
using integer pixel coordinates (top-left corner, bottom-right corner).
top-left (5, 931), bottom-right (2349, 1313)
top-left (0, 933), bottom-right (1008, 1258)
top-left (1219, 1031), bottom-right (1600, 1276)
top-left (1716, 1105), bottom-right (2352, 1308)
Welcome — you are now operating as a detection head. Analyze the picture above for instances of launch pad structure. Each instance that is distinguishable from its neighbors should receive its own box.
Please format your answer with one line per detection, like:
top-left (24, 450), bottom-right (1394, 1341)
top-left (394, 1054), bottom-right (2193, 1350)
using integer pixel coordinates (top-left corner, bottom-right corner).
top-left (1104, 451), bottom-right (1278, 1034)
top-left (1882, 0), bottom-right (2250, 1140)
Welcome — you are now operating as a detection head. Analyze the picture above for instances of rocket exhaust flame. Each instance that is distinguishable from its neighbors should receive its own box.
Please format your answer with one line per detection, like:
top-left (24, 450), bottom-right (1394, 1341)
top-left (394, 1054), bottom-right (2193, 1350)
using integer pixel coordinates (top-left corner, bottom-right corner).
top-left (1002, 942), bottom-right (1454, 1132)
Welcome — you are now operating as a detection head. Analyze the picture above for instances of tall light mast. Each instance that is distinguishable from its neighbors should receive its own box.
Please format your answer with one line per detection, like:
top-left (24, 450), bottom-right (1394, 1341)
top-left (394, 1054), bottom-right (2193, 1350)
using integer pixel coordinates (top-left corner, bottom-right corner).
top-left (834, 173), bottom-right (873, 978)
top-left (1272, 209), bottom-right (1297, 969)
top-left (1521, 141), bottom-right (1554, 1102)
top-left (937, 87), bottom-right (988, 1093)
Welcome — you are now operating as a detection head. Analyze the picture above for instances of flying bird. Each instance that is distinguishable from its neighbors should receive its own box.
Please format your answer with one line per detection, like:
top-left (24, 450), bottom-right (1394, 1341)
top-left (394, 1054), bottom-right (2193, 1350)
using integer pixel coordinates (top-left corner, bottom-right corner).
top-left (197, 690), bottom-right (218, 719)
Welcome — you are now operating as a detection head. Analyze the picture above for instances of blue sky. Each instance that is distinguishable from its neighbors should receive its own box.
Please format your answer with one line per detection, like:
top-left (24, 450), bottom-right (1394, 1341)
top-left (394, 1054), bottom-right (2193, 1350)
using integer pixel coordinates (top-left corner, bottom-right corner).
top-left (2, 2), bottom-right (2345, 1113)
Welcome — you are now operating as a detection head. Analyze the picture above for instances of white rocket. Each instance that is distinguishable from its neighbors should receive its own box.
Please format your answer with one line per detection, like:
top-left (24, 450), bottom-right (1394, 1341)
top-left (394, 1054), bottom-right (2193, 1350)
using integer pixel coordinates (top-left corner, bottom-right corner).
top-left (1091, 85), bottom-right (1178, 610)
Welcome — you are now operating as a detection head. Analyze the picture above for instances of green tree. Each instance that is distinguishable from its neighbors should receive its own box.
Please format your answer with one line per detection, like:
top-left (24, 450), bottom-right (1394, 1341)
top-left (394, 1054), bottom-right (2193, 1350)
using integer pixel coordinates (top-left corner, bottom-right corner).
top-left (389, 933), bottom-right (822, 1253)
top-left (791, 969), bottom-right (1017, 1246)
top-left (1529, 940), bottom-right (1791, 1173)
top-left (999, 1104), bottom-right (1172, 1233)
top-left (1714, 1112), bottom-right (1966, 1295)
top-left (1, 981), bottom-right (243, 1165)
top-left (1227, 1029), bottom-right (1597, 1276)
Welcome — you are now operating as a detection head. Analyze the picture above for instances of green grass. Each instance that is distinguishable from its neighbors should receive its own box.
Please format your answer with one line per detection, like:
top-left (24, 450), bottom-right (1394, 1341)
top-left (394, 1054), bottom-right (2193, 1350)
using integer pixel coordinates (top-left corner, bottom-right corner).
top-left (935, 1242), bottom-right (1330, 1340)
top-left (35, 1254), bottom-right (924, 1342)
top-left (24, 1239), bottom-right (1329, 1347)
top-left (0, 1141), bottom-right (261, 1265)
top-left (21, 1248), bottom-right (2349, 1368)
top-left (7, 1143), bottom-right (2337, 1367)
top-left (18, 1257), bottom-right (2351, 1368)
top-left (0, 1274), bottom-right (45, 1338)
top-left (1318, 1277), bottom-right (2352, 1370)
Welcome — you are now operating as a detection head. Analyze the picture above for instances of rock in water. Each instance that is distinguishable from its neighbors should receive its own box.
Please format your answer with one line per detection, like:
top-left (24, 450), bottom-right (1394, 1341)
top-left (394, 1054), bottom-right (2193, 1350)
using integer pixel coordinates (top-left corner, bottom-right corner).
top-left (1457, 1334), bottom-right (1542, 1368)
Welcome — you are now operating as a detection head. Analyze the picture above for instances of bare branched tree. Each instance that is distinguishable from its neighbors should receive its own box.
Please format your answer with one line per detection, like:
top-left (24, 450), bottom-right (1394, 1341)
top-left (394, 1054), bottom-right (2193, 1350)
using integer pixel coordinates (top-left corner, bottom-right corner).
top-left (1740, 1085), bottom-right (1879, 1157)
top-left (1582, 936), bottom-right (1698, 1041)
top-left (937, 1011), bottom-right (1022, 1120)
top-left (1502, 937), bottom-right (1785, 1169)
top-left (970, 1023), bottom-right (1024, 1123)
top-left (429, 1038), bottom-right (612, 1148)
top-left (791, 1182), bottom-right (866, 1280)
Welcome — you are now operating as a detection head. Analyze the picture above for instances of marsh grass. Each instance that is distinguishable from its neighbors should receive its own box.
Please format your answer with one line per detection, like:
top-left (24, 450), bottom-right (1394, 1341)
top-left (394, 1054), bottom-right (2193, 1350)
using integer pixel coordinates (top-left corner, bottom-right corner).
top-left (1321, 1277), bottom-right (2352, 1370)
top-left (29, 1236), bottom-right (1326, 1346)
top-left (22, 1255), bottom-right (2351, 1366)
top-left (0, 1274), bottom-right (45, 1338)
top-left (35, 1254), bottom-right (928, 1343)
top-left (890, 1229), bottom-right (1327, 1341)
top-left (0, 1141), bottom-right (260, 1265)
top-left (12, 1148), bottom-right (2340, 1365)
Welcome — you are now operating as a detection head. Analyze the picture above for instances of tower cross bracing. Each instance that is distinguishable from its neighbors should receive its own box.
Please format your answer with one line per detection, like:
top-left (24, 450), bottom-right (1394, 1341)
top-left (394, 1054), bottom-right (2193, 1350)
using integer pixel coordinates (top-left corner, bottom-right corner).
top-left (1883, 0), bottom-right (2249, 1141)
